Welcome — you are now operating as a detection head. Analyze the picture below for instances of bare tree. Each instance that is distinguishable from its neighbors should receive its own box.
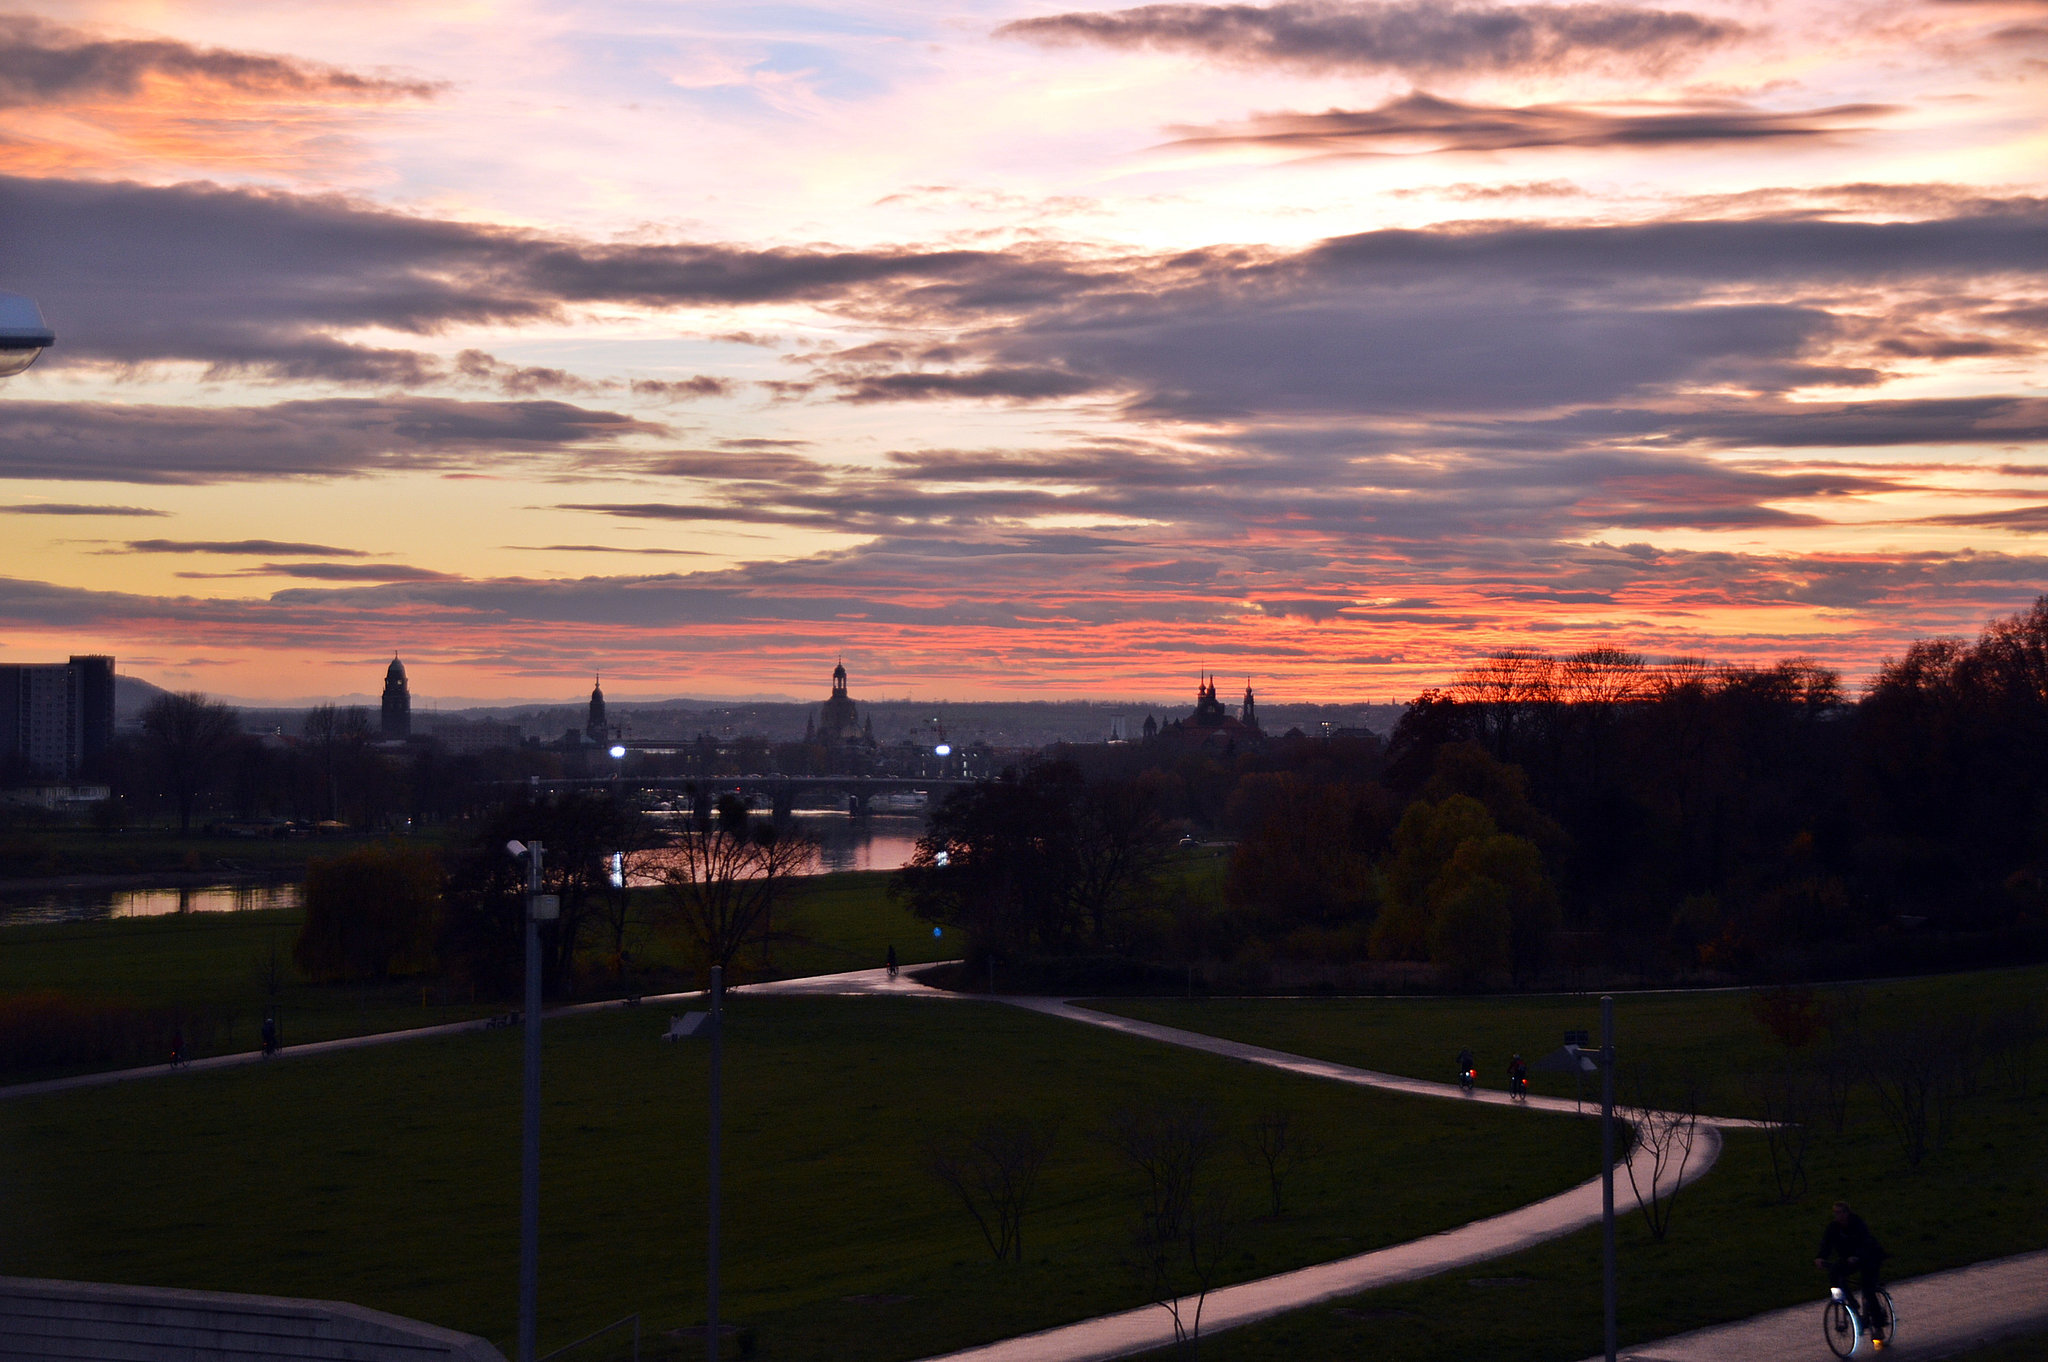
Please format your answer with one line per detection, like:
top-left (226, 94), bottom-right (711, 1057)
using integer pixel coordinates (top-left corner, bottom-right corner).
top-left (1862, 1010), bottom-right (1978, 1169)
top-left (1982, 1003), bottom-right (2044, 1097)
top-left (1814, 988), bottom-right (1867, 1135)
top-left (924, 1115), bottom-right (1057, 1263)
top-left (654, 812), bottom-right (815, 978)
top-left (1240, 1109), bottom-right (1300, 1218)
top-left (139, 692), bottom-right (241, 834)
top-left (1106, 1101), bottom-right (1243, 1359)
top-left (1617, 1063), bottom-right (1702, 1241)
top-left (1743, 1061), bottom-right (1814, 1203)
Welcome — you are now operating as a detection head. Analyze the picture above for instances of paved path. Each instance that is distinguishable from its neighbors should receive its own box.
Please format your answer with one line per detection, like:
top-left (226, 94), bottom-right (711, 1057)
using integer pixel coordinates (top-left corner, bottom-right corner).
top-left (15, 962), bottom-right (2024, 1362)
top-left (0, 991), bottom-right (704, 1103)
top-left (1583, 1249), bottom-right (2048, 1361)
top-left (919, 1127), bottom-right (1721, 1362)
top-left (743, 970), bottom-right (1752, 1362)
top-left (1004, 996), bottom-right (1768, 1129)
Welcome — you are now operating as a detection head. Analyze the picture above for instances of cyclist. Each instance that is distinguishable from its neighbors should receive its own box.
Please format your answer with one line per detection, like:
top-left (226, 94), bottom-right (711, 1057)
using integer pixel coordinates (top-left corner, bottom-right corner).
top-left (1457, 1046), bottom-right (1476, 1092)
top-left (1816, 1201), bottom-right (1889, 1346)
top-left (1507, 1053), bottom-right (1529, 1100)
top-left (886, 944), bottom-right (899, 981)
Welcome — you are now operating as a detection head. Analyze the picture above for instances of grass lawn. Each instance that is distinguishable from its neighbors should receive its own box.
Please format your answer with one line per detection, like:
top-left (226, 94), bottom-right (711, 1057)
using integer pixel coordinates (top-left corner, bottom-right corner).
top-left (1091, 964), bottom-right (2048, 1111)
top-left (1100, 976), bottom-right (2048, 1362)
top-left (0, 908), bottom-right (502, 1072)
top-left (0, 827), bottom-right (385, 880)
top-left (1133, 1102), bottom-right (2048, 1362)
top-left (0, 995), bottom-right (1597, 1360)
top-left (0, 871), bottom-right (935, 1080)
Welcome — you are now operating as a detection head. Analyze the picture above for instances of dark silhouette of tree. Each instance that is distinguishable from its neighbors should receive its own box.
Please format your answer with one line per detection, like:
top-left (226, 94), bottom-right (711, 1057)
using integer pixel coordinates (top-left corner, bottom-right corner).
top-left (440, 792), bottom-right (653, 998)
top-left (139, 691), bottom-right (240, 834)
top-left (296, 841), bottom-right (442, 982)
top-left (924, 1114), bottom-right (1057, 1263)
top-left (895, 761), bottom-right (1165, 958)
top-left (654, 798), bottom-right (814, 979)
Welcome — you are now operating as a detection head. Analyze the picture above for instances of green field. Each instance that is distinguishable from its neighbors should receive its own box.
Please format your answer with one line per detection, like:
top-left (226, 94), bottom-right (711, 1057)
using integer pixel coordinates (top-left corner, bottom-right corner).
top-left (0, 828), bottom-right (376, 880)
top-left (1101, 978), bottom-right (2048, 1362)
top-left (0, 995), bottom-right (1595, 1360)
top-left (1092, 966), bottom-right (2048, 1111)
top-left (0, 871), bottom-right (942, 1079)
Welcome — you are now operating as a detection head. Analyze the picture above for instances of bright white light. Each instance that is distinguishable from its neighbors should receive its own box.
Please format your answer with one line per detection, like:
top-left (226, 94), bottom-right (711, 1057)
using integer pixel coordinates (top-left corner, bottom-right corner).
top-left (935, 743), bottom-right (952, 756)
top-left (935, 850), bottom-right (951, 867)
top-left (609, 744), bottom-right (627, 759)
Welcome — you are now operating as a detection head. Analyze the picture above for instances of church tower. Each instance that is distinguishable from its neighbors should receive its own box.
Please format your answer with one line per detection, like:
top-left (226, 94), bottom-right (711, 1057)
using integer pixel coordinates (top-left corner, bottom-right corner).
top-left (1241, 680), bottom-right (1258, 731)
top-left (586, 675), bottom-right (609, 745)
top-left (380, 657), bottom-right (411, 739)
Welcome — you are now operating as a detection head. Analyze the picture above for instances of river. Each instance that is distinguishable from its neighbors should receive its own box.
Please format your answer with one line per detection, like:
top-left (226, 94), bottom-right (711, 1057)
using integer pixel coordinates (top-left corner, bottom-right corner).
top-left (0, 812), bottom-right (926, 925)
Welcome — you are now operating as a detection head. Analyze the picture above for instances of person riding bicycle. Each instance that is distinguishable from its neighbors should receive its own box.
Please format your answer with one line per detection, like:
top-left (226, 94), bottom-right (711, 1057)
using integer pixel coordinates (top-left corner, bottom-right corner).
top-left (1816, 1201), bottom-right (1889, 1345)
top-left (885, 944), bottom-right (899, 980)
top-left (1507, 1053), bottom-right (1528, 1097)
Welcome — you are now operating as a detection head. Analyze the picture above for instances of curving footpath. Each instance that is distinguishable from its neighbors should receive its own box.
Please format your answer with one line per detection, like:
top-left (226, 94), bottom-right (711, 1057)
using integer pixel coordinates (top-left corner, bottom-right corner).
top-left (916, 1128), bottom-right (1721, 1362)
top-left (749, 970), bottom-right (1747, 1362)
top-left (5, 965), bottom-right (2029, 1362)
top-left (1580, 1248), bottom-right (2048, 1361)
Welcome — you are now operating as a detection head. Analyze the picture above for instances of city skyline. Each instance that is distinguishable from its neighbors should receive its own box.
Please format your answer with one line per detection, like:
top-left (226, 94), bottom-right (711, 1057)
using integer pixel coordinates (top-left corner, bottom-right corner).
top-left (0, 0), bottom-right (2043, 701)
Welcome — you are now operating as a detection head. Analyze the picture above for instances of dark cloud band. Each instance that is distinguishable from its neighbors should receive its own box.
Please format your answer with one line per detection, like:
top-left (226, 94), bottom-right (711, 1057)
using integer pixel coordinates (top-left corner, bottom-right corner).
top-left (998, 0), bottom-right (1744, 75)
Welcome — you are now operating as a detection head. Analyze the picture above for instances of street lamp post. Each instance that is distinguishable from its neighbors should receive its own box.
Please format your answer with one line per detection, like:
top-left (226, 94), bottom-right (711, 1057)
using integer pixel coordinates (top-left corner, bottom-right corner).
top-left (0, 293), bottom-right (54, 378)
top-left (706, 964), bottom-right (724, 1362)
top-left (1601, 994), bottom-right (1617, 1362)
top-left (507, 839), bottom-right (555, 1362)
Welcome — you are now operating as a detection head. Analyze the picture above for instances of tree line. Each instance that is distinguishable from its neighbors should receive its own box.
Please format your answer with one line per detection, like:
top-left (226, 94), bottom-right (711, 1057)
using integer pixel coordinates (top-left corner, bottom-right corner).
top-left (291, 791), bottom-right (812, 1001)
top-left (900, 598), bottom-right (2048, 988)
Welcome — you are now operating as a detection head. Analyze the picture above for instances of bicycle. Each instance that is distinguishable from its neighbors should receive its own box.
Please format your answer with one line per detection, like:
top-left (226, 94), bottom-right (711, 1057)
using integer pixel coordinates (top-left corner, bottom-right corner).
top-left (1459, 1066), bottom-right (1476, 1094)
top-left (1823, 1284), bottom-right (1897, 1357)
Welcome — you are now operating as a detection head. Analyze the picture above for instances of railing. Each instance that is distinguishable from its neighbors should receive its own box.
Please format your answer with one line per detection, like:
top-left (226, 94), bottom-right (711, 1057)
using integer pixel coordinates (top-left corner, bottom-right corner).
top-left (538, 1313), bottom-right (639, 1362)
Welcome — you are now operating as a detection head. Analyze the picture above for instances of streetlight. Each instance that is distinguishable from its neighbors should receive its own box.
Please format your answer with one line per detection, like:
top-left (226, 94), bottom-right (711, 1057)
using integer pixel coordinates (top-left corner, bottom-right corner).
top-left (0, 293), bottom-right (54, 378)
top-left (1600, 995), bottom-right (1617, 1362)
top-left (506, 839), bottom-right (555, 1362)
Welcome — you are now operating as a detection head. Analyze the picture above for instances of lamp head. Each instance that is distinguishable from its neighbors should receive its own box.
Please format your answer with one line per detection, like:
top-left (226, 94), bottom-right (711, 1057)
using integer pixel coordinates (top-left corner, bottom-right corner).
top-left (506, 839), bottom-right (528, 858)
top-left (0, 293), bottom-right (53, 377)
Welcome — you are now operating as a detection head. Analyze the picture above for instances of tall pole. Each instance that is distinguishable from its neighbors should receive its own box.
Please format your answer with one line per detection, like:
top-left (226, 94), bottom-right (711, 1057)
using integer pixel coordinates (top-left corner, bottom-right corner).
top-left (519, 841), bottom-right (545, 1362)
top-left (707, 965), bottom-right (724, 1362)
top-left (1601, 993), bottom-right (1616, 1362)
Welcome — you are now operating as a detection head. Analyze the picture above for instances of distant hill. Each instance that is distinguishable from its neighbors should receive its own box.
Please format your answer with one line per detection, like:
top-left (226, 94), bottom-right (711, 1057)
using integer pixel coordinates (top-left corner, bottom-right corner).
top-left (114, 673), bottom-right (170, 724)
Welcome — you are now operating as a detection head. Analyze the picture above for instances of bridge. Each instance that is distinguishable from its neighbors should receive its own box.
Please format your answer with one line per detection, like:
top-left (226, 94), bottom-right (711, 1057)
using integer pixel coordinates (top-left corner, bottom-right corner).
top-left (517, 773), bottom-right (973, 817)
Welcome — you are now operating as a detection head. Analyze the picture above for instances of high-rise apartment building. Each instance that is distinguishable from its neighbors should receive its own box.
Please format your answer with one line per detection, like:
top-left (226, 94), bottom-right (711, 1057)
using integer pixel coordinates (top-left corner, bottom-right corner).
top-left (0, 655), bottom-right (116, 779)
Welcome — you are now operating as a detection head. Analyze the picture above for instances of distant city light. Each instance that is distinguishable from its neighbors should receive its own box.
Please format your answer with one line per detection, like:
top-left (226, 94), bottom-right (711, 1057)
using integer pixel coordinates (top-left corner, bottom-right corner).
top-left (934, 850), bottom-right (950, 867)
top-left (935, 743), bottom-right (952, 756)
top-left (608, 744), bottom-right (626, 759)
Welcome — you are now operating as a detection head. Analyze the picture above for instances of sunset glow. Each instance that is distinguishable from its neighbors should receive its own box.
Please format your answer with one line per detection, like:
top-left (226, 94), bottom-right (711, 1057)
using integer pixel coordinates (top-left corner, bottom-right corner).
top-left (1, 0), bottom-right (2043, 701)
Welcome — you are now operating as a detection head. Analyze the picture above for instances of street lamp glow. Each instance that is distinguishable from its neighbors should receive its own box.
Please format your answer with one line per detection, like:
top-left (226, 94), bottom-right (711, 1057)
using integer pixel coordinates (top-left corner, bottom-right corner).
top-left (608, 744), bottom-right (626, 759)
top-left (0, 292), bottom-right (54, 378)
top-left (934, 743), bottom-right (951, 756)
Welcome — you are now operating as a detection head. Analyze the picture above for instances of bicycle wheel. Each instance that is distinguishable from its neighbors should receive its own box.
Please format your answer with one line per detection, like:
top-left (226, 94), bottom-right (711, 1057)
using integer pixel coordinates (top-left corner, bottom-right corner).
top-left (1870, 1291), bottom-right (1896, 1348)
top-left (1823, 1298), bottom-right (1860, 1358)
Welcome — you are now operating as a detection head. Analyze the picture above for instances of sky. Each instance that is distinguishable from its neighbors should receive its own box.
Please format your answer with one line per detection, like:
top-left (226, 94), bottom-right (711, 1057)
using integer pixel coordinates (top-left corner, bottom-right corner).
top-left (0, 0), bottom-right (2042, 704)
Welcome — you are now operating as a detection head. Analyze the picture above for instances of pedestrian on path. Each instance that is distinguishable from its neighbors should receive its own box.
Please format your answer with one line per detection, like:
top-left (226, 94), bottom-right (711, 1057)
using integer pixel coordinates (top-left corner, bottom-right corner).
top-left (886, 944), bottom-right (898, 980)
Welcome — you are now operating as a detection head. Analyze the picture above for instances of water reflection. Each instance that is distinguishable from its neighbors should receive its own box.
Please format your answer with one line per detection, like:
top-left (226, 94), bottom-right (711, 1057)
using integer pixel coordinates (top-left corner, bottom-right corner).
top-left (0, 813), bottom-right (923, 924)
top-left (0, 881), bottom-right (302, 926)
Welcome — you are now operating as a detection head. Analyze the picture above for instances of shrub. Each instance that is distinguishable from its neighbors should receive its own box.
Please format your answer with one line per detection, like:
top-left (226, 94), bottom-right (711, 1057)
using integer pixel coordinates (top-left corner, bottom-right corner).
top-left (0, 991), bottom-right (222, 1074)
top-left (295, 840), bottom-right (443, 983)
